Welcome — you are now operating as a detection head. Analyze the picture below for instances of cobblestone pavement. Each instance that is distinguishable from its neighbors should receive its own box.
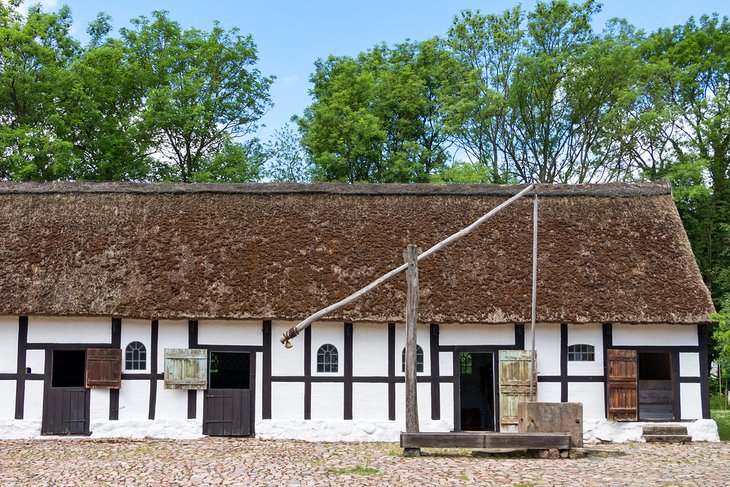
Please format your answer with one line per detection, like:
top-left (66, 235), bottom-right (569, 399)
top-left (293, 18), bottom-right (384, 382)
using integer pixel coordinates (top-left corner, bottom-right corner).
top-left (1, 438), bottom-right (728, 486)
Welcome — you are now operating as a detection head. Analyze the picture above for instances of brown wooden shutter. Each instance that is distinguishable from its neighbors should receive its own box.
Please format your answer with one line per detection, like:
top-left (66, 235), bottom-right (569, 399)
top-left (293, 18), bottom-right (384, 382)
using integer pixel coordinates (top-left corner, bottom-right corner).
top-left (607, 348), bottom-right (638, 421)
top-left (499, 350), bottom-right (536, 432)
top-left (164, 348), bottom-right (208, 390)
top-left (86, 348), bottom-right (122, 389)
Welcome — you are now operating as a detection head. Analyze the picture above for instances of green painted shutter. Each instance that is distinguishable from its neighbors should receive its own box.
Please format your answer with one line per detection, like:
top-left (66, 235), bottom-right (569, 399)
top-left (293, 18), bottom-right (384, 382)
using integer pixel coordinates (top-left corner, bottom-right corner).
top-left (499, 350), bottom-right (536, 432)
top-left (164, 348), bottom-right (208, 390)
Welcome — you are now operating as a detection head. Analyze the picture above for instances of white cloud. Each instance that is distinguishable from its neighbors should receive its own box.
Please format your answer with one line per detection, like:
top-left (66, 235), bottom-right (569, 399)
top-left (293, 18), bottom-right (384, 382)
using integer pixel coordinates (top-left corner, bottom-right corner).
top-left (16, 0), bottom-right (59, 17)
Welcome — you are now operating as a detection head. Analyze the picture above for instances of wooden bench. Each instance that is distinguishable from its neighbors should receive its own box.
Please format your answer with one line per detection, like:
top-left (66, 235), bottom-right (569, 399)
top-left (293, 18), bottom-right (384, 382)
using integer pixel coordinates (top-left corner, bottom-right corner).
top-left (400, 431), bottom-right (571, 450)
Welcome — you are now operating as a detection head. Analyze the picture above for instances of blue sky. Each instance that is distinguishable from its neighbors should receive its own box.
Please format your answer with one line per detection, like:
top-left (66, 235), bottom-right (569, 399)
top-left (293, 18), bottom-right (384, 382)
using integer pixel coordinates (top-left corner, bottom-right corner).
top-left (27, 0), bottom-right (730, 142)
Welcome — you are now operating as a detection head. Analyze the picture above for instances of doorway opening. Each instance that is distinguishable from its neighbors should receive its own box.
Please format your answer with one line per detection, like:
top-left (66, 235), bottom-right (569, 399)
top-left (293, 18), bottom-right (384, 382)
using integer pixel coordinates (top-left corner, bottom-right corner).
top-left (210, 352), bottom-right (250, 389)
top-left (638, 352), bottom-right (674, 420)
top-left (459, 352), bottom-right (495, 431)
top-left (52, 350), bottom-right (86, 387)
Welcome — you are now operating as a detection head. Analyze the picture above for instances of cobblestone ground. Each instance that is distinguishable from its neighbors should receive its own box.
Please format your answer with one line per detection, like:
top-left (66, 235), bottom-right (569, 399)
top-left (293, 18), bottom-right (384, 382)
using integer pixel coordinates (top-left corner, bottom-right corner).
top-left (1, 438), bottom-right (728, 486)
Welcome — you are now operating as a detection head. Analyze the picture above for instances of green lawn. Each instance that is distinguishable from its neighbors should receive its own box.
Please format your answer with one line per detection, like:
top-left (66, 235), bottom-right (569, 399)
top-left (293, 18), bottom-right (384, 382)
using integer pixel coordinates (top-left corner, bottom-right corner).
top-left (711, 410), bottom-right (730, 441)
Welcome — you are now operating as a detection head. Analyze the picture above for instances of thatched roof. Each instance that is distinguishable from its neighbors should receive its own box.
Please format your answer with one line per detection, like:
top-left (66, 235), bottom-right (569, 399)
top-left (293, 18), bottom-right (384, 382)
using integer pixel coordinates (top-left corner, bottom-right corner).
top-left (0, 182), bottom-right (714, 325)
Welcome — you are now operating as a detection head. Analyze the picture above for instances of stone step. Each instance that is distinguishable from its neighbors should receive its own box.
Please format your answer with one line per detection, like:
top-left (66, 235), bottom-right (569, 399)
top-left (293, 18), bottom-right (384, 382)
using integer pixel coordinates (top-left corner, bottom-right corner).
top-left (643, 434), bottom-right (692, 443)
top-left (642, 425), bottom-right (688, 436)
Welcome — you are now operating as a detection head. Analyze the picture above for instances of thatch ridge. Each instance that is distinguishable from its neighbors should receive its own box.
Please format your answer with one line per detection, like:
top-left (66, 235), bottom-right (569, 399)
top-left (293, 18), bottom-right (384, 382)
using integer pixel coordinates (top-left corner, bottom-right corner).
top-left (0, 182), bottom-right (712, 324)
top-left (0, 181), bottom-right (670, 197)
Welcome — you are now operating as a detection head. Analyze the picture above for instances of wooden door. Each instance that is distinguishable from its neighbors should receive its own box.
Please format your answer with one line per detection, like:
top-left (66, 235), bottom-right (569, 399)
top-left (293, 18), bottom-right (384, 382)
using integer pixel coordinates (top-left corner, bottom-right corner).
top-left (607, 349), bottom-right (638, 421)
top-left (499, 350), bottom-right (536, 432)
top-left (203, 389), bottom-right (252, 436)
top-left (42, 350), bottom-right (90, 435)
top-left (203, 351), bottom-right (253, 437)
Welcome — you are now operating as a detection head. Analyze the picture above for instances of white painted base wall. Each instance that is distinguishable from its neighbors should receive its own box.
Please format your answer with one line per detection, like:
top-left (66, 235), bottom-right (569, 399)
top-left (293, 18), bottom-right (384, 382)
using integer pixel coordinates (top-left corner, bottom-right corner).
top-left (256, 419), bottom-right (453, 442)
top-left (583, 419), bottom-right (719, 443)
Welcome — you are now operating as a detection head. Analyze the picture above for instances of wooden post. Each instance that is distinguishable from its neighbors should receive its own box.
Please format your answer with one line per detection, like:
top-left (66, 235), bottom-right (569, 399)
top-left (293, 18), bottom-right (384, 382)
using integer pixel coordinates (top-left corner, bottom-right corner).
top-left (530, 192), bottom-right (538, 402)
top-left (403, 244), bottom-right (420, 457)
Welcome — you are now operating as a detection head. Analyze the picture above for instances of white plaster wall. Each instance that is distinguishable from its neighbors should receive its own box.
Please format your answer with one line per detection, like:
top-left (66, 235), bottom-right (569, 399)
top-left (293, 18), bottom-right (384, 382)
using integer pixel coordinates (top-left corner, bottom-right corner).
top-left (440, 382), bottom-right (454, 428)
top-left (394, 324), bottom-right (430, 376)
top-left (272, 321), bottom-right (304, 376)
top-left (255, 419), bottom-right (452, 442)
top-left (569, 382), bottom-right (605, 419)
top-left (612, 324), bottom-right (697, 346)
top-left (0, 317), bottom-right (18, 373)
top-left (272, 382), bottom-right (304, 419)
top-left (198, 320), bottom-right (262, 346)
top-left (156, 320), bottom-right (188, 374)
top-left (121, 319), bottom-right (151, 374)
top-left (24, 381), bottom-right (43, 421)
top-left (681, 383), bottom-right (702, 419)
top-left (310, 322), bottom-right (344, 377)
top-left (567, 324), bottom-right (604, 376)
top-left (27, 316), bottom-right (111, 344)
top-left (255, 351), bottom-right (263, 421)
top-left (0, 381), bottom-right (16, 418)
top-left (525, 323), bottom-right (561, 376)
top-left (155, 382), bottom-right (188, 420)
top-left (394, 382), bottom-right (432, 421)
top-left (352, 383), bottom-right (388, 420)
top-left (25, 350), bottom-right (45, 375)
top-left (90, 389), bottom-right (109, 423)
top-left (352, 325), bottom-right (387, 376)
top-left (439, 351), bottom-right (453, 376)
top-left (311, 383), bottom-right (344, 419)
top-left (439, 324), bottom-right (515, 346)
top-left (537, 382), bottom-right (561, 403)
top-left (680, 352), bottom-right (700, 377)
top-left (119, 380), bottom-right (150, 420)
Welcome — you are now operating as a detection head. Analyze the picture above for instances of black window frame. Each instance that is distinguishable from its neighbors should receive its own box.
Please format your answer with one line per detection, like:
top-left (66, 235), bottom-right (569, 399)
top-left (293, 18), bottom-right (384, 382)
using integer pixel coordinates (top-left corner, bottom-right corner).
top-left (401, 345), bottom-right (424, 373)
top-left (316, 343), bottom-right (339, 373)
top-left (125, 341), bottom-right (147, 370)
top-left (568, 343), bottom-right (595, 362)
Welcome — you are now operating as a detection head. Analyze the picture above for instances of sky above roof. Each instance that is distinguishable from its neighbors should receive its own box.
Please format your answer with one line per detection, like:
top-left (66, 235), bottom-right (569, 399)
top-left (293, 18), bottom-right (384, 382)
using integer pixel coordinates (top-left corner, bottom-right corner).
top-left (25, 0), bottom-right (730, 142)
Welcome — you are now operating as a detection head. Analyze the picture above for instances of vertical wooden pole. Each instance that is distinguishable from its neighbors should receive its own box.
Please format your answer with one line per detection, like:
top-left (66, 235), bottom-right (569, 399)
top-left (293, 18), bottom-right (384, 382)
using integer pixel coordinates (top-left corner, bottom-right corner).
top-left (403, 244), bottom-right (420, 457)
top-left (530, 192), bottom-right (538, 402)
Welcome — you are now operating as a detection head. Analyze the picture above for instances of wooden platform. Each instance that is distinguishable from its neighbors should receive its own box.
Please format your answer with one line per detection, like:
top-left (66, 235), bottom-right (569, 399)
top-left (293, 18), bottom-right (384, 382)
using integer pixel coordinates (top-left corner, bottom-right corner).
top-left (400, 432), bottom-right (571, 450)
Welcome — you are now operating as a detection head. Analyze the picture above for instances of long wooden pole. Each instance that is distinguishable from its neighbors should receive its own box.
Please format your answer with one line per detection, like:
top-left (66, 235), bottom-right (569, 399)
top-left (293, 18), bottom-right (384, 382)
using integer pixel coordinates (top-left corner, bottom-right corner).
top-left (529, 191), bottom-right (538, 401)
top-left (280, 184), bottom-right (536, 346)
top-left (403, 244), bottom-right (420, 456)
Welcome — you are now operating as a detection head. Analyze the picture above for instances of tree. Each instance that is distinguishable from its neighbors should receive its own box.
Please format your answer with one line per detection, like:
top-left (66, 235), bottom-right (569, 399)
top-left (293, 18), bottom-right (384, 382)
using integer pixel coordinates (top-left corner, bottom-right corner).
top-left (0, 1), bottom-right (79, 180)
top-left (120, 11), bottom-right (274, 182)
top-left (266, 122), bottom-right (312, 182)
top-left (299, 39), bottom-right (452, 183)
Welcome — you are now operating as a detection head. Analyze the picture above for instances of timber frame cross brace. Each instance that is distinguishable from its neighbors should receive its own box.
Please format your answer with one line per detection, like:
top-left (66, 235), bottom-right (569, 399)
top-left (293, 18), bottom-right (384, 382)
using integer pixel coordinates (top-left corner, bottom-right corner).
top-left (280, 183), bottom-right (541, 434)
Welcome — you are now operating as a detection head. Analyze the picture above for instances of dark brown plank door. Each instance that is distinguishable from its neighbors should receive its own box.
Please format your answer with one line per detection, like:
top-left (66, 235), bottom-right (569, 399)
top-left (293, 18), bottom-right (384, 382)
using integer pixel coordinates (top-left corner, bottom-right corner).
top-left (498, 350), bottom-right (536, 432)
top-left (607, 349), bottom-right (638, 421)
top-left (42, 350), bottom-right (90, 435)
top-left (86, 349), bottom-right (122, 389)
top-left (203, 352), bottom-right (252, 437)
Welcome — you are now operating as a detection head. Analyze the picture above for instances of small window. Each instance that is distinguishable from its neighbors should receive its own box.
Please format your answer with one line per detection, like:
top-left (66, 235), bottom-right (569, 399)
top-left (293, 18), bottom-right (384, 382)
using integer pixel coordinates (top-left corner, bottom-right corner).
top-left (125, 341), bottom-right (147, 370)
top-left (317, 344), bottom-right (338, 373)
top-left (568, 344), bottom-right (595, 362)
top-left (401, 345), bottom-right (424, 373)
top-left (460, 352), bottom-right (473, 375)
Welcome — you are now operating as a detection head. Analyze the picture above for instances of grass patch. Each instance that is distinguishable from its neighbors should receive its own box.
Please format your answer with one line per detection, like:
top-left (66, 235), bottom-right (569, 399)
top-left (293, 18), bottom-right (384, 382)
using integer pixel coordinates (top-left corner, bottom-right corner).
top-left (328, 465), bottom-right (383, 477)
top-left (711, 409), bottom-right (730, 441)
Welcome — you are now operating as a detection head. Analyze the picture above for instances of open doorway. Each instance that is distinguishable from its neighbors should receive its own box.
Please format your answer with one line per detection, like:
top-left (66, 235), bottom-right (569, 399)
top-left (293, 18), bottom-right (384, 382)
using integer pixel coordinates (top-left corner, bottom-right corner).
top-left (459, 352), bottom-right (495, 431)
top-left (638, 352), bottom-right (674, 420)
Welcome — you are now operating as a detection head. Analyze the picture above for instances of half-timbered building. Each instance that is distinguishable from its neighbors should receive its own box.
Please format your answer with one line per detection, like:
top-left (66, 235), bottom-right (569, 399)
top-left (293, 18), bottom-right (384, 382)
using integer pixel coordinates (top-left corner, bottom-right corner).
top-left (0, 182), bottom-right (717, 441)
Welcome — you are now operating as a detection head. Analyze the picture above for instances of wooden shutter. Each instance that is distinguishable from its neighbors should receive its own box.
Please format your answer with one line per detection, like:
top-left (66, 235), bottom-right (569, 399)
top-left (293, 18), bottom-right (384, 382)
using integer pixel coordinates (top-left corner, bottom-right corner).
top-left (607, 349), bottom-right (638, 421)
top-left (85, 348), bottom-right (122, 389)
top-left (499, 350), bottom-right (537, 432)
top-left (164, 348), bottom-right (207, 390)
